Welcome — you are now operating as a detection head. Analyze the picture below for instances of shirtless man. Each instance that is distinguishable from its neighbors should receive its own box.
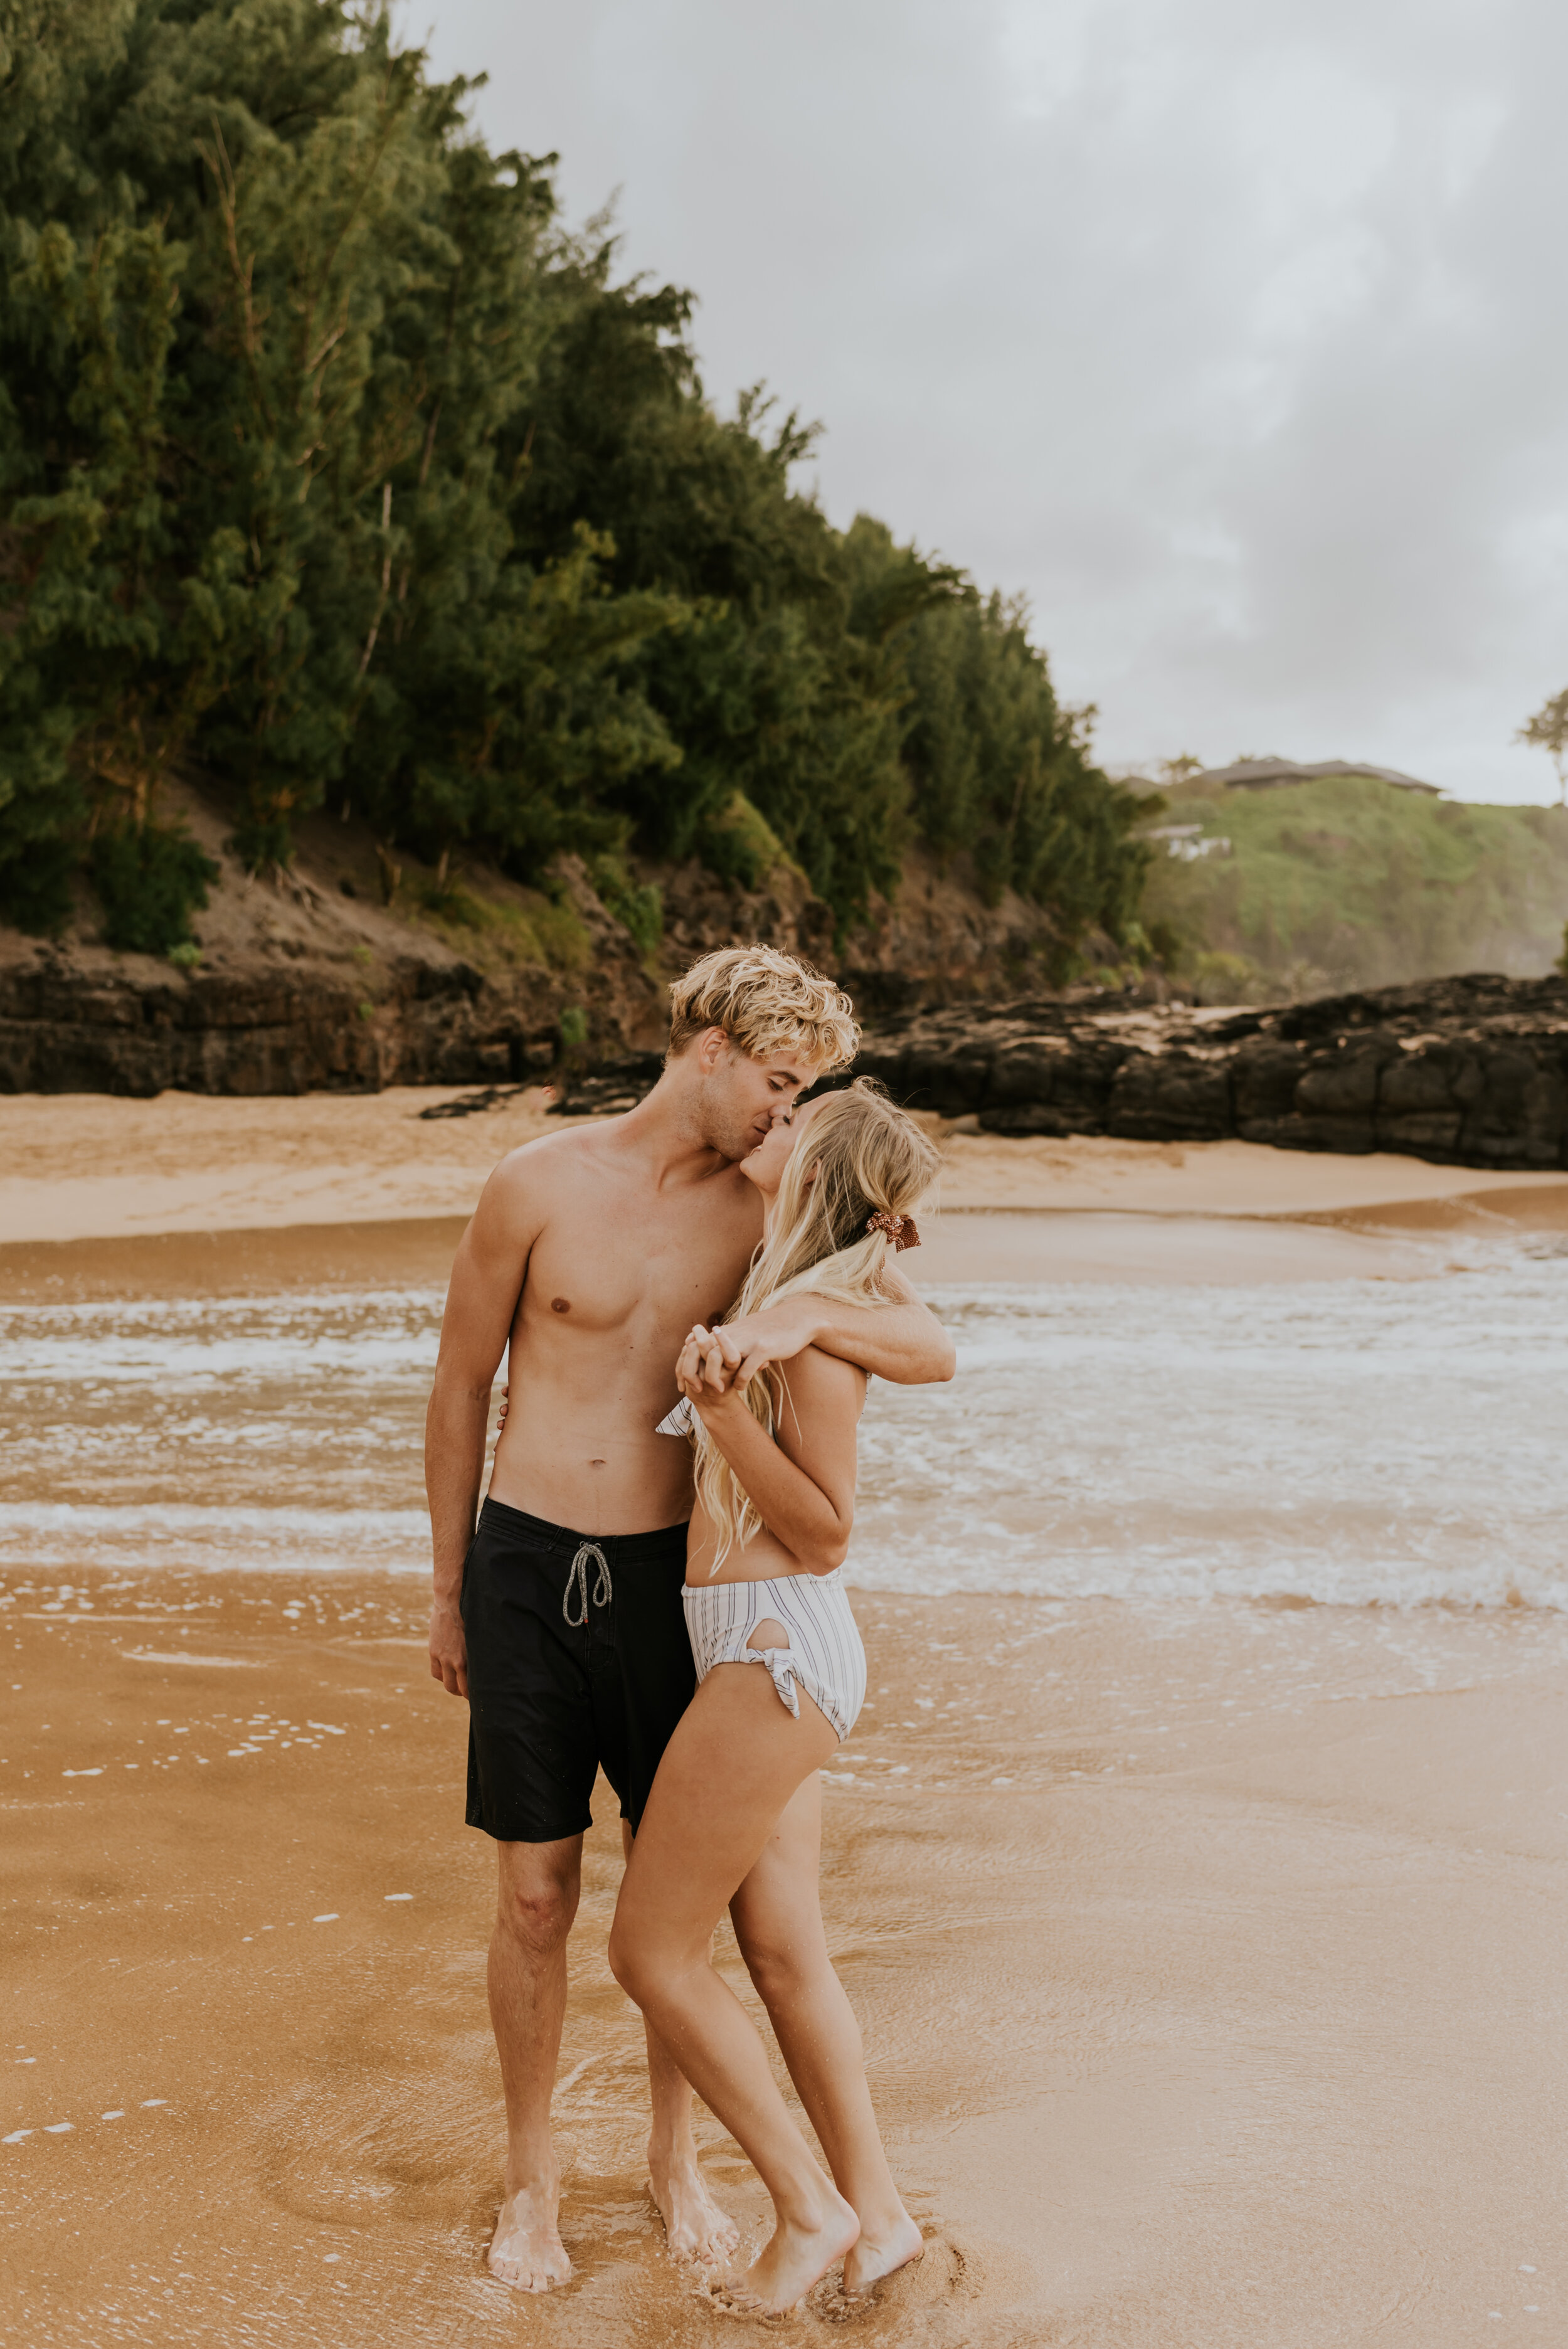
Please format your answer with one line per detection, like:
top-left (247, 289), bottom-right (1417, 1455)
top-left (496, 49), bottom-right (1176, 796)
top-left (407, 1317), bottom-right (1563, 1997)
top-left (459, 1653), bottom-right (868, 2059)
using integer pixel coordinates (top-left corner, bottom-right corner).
top-left (425, 946), bottom-right (955, 2291)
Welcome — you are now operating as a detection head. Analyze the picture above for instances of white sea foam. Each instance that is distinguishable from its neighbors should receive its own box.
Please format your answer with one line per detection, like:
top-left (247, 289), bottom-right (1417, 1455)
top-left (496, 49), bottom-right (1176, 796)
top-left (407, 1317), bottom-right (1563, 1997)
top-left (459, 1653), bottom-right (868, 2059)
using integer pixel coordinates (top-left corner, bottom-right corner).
top-left (0, 1501), bottom-right (430, 1577)
top-left (850, 1253), bottom-right (1568, 1607)
top-left (3, 1246), bottom-right (1566, 1607)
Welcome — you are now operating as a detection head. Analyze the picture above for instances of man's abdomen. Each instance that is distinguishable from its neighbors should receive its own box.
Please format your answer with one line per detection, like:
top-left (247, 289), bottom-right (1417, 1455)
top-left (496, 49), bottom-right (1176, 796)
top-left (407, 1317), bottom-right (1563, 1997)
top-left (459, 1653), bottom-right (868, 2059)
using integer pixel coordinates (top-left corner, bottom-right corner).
top-left (488, 1381), bottom-right (695, 1537)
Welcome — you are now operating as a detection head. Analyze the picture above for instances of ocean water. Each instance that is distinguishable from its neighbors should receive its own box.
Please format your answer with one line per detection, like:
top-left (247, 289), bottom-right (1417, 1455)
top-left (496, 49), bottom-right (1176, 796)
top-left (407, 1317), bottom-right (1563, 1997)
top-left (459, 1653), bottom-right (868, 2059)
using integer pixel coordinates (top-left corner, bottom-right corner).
top-left (3, 1238), bottom-right (1567, 1607)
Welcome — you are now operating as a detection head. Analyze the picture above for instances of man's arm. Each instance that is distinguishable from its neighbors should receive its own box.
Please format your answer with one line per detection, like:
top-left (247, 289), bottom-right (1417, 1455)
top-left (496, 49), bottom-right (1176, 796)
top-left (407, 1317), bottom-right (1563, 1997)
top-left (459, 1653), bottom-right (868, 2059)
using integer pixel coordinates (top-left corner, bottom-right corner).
top-left (425, 1154), bottom-right (543, 1696)
top-left (690, 1263), bottom-right (955, 1394)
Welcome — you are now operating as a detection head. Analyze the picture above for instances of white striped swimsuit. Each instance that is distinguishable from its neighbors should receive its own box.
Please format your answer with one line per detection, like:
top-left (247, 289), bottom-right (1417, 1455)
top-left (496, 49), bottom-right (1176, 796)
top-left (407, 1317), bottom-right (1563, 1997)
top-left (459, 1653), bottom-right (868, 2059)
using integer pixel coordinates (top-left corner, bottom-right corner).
top-left (682, 1569), bottom-right (867, 1742)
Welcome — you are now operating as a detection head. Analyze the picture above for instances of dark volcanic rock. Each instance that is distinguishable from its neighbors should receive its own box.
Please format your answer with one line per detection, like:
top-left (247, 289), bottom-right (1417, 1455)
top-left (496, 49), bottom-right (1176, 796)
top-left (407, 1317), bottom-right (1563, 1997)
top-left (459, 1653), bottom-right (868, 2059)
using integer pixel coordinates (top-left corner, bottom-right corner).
top-left (554, 973), bottom-right (1568, 1169)
top-left (847, 973), bottom-right (1568, 1171)
top-left (0, 941), bottom-right (621, 1098)
top-left (7, 903), bottom-right (1567, 1175)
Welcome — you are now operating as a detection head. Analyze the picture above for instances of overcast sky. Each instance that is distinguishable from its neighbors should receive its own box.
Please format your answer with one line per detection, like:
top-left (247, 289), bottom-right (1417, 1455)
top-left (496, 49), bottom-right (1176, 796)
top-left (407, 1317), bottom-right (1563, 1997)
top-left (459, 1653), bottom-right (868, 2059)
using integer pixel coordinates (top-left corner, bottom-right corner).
top-left (421, 0), bottom-right (1568, 803)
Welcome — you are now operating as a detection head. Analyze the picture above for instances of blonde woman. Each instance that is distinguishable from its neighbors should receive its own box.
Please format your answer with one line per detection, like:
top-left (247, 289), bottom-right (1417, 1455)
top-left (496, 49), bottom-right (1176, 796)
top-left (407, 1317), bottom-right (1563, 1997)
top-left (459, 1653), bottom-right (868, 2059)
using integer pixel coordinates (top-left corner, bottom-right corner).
top-left (609, 1081), bottom-right (941, 2315)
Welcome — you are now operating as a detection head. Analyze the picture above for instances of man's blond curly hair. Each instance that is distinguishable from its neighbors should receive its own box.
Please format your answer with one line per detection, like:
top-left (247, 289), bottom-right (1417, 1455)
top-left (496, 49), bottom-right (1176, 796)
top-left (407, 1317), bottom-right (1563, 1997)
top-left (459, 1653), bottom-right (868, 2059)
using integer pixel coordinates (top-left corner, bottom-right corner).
top-left (666, 945), bottom-right (859, 1073)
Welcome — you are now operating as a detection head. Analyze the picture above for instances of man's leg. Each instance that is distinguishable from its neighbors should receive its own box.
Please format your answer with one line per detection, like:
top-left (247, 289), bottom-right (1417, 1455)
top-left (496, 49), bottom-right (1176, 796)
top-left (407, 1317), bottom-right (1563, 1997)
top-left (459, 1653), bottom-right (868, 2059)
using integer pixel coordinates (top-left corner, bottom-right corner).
top-left (620, 1820), bottom-right (740, 2267)
top-left (487, 1833), bottom-right (582, 2291)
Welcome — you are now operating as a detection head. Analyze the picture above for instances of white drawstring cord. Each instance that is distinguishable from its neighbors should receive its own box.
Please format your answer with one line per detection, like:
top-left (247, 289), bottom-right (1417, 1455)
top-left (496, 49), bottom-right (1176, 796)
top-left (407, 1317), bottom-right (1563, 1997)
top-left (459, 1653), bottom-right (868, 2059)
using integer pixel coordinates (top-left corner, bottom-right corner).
top-left (563, 1540), bottom-right (612, 1628)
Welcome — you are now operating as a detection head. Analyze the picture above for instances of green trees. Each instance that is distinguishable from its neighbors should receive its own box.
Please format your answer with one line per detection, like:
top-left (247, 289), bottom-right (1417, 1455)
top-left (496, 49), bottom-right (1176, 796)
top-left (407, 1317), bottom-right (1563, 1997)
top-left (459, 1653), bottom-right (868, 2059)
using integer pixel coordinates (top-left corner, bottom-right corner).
top-left (0, 0), bottom-right (1145, 965)
top-left (1519, 690), bottom-right (1568, 807)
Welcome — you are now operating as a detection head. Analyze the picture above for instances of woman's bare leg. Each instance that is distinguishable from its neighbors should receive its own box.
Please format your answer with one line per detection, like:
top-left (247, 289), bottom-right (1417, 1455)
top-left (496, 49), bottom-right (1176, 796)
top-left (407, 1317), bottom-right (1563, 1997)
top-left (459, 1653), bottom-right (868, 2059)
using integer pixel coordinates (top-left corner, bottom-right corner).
top-left (729, 1775), bottom-right (924, 2296)
top-left (618, 1820), bottom-right (739, 2267)
top-left (608, 1647), bottom-right (857, 2314)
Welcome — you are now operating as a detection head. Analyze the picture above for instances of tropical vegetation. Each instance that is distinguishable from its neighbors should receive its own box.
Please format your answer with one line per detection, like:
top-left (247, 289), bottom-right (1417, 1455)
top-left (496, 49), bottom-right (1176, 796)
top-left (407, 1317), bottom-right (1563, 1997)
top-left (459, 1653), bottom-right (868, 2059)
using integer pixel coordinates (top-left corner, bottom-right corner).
top-left (0, 0), bottom-right (1147, 963)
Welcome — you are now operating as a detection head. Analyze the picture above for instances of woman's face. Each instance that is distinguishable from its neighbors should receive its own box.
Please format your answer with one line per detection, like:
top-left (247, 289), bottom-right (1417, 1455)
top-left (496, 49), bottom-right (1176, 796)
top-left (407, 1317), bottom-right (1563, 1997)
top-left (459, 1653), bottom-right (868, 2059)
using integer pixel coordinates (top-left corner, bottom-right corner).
top-left (740, 1093), bottom-right (823, 1199)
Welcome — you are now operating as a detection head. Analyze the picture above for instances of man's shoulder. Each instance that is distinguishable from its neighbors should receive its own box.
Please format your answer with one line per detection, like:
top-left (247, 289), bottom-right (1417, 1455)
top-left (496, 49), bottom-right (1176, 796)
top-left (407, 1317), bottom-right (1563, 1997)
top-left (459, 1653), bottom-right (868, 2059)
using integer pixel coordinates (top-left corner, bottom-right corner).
top-left (490, 1121), bottom-right (603, 1185)
top-left (470, 1123), bottom-right (602, 1241)
top-left (480, 1117), bottom-right (759, 1258)
top-left (501, 1112), bottom-right (677, 1192)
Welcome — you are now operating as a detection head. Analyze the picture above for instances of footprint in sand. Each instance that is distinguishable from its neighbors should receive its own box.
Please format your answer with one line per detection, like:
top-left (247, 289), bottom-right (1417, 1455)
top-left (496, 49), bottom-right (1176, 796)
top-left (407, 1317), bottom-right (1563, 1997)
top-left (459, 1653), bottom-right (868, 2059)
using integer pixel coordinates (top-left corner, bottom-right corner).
top-left (808, 2229), bottom-right (980, 2333)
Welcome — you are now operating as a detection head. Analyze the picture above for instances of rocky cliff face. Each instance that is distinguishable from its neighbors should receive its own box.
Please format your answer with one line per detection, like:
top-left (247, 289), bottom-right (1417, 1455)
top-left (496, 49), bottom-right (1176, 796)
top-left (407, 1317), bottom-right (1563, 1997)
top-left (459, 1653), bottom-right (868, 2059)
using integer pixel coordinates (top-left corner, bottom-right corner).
top-left (0, 856), bottom-right (662, 1098)
top-left (0, 787), bottom-right (1091, 1097)
top-left (655, 839), bottom-right (1077, 1014)
top-left (8, 775), bottom-right (1564, 1166)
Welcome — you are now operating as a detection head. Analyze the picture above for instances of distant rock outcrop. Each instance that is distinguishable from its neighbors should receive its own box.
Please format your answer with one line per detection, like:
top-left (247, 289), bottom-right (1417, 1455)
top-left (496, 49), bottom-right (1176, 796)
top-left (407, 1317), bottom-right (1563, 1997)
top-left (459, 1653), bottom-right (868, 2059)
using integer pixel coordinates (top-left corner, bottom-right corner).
top-left (556, 973), bottom-right (1568, 1171)
top-left (851, 974), bottom-right (1568, 1168)
top-left (1193, 756), bottom-right (1443, 795)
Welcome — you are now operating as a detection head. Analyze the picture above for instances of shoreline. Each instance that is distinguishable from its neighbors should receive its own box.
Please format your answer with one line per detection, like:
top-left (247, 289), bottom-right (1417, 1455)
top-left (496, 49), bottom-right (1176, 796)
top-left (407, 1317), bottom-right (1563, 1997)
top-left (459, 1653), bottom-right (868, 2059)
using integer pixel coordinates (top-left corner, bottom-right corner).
top-left (4, 1088), bottom-right (1568, 1249)
top-left (0, 1201), bottom-right (1503, 1301)
top-left (4, 1092), bottom-right (1568, 1301)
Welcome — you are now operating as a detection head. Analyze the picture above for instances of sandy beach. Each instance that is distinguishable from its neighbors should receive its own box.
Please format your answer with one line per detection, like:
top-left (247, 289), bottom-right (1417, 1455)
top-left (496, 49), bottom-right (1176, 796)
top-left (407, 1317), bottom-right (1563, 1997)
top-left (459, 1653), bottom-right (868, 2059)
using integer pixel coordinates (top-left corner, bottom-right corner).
top-left (5, 1083), bottom-right (1568, 1247)
top-left (4, 1093), bottom-right (1568, 2345)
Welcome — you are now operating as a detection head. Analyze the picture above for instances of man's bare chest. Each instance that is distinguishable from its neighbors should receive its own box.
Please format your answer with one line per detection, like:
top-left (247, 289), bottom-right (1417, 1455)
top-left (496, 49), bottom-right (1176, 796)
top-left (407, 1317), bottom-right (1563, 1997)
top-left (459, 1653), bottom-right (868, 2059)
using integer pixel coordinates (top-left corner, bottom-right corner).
top-left (520, 1195), bottom-right (756, 1346)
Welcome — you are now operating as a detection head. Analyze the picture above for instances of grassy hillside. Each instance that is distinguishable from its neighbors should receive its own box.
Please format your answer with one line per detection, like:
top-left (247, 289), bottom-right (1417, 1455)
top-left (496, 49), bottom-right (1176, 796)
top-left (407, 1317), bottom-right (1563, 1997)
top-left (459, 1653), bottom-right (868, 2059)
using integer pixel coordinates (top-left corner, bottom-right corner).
top-left (1139, 773), bottom-right (1568, 997)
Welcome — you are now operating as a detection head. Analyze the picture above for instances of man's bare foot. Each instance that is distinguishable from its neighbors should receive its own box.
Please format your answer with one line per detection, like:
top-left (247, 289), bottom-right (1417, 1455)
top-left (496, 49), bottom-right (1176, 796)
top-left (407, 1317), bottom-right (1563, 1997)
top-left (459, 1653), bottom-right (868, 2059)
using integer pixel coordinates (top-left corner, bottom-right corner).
top-left (842, 2211), bottom-right (924, 2296)
top-left (487, 2176), bottom-right (571, 2292)
top-left (649, 2143), bottom-right (739, 2266)
top-left (716, 2190), bottom-right (859, 2315)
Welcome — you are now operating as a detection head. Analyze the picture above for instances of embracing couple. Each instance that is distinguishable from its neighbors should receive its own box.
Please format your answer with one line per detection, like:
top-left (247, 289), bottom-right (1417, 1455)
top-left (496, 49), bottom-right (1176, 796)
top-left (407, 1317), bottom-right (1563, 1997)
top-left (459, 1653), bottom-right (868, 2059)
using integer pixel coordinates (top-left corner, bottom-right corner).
top-left (425, 946), bottom-right (954, 2313)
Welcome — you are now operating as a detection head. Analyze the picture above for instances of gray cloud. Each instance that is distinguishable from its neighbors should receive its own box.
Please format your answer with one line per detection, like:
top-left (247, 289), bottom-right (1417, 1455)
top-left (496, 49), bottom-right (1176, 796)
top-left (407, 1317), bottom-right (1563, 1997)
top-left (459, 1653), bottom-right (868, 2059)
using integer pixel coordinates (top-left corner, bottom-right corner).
top-left (423, 0), bottom-right (1568, 800)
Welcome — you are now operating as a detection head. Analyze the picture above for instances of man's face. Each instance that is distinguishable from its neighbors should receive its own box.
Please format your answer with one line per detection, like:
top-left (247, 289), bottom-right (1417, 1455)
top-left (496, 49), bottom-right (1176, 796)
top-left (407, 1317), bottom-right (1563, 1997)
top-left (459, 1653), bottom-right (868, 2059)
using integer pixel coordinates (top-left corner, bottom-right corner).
top-left (694, 1034), bottom-right (820, 1164)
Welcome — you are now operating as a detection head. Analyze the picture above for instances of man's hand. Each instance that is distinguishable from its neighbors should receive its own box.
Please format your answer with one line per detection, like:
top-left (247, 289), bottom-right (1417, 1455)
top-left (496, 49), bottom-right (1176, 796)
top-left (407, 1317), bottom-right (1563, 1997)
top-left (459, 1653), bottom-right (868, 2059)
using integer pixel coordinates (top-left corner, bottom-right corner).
top-left (428, 1598), bottom-right (469, 1699)
top-left (678, 1301), bottom-right (821, 1396)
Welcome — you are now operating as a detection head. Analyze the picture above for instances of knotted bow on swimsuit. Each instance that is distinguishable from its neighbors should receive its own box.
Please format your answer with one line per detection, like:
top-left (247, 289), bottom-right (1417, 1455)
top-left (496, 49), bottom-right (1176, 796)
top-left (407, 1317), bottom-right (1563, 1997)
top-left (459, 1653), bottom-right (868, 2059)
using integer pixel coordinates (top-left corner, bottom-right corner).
top-left (748, 1642), bottom-right (805, 1720)
top-left (562, 1539), bottom-right (612, 1627)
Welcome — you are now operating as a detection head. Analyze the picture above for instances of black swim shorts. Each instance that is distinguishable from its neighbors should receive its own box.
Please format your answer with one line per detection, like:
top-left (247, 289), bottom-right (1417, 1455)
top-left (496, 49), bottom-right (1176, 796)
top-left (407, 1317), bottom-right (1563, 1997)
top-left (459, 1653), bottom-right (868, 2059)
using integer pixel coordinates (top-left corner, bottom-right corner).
top-left (460, 1497), bottom-right (694, 1843)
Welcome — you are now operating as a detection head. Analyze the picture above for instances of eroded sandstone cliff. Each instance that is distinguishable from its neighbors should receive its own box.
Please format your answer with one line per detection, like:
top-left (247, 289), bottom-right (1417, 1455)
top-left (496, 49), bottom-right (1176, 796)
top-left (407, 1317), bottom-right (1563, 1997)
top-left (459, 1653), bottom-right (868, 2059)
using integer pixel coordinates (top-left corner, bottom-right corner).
top-left (0, 790), bottom-right (1086, 1097)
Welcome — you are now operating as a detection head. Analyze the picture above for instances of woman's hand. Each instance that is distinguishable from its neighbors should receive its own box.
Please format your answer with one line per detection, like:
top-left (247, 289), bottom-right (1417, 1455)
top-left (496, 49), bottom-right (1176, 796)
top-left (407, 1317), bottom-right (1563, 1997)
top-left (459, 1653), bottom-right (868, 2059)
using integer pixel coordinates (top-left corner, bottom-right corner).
top-left (686, 1376), bottom-right (753, 1433)
top-left (677, 1323), bottom-right (738, 1397)
top-left (684, 1302), bottom-right (822, 1392)
top-left (676, 1329), bottom-right (744, 1422)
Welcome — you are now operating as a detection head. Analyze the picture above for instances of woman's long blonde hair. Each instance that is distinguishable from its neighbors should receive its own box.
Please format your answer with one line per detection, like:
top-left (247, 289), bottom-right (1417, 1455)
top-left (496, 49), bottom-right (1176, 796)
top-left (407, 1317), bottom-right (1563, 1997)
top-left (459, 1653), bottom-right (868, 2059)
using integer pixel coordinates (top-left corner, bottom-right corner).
top-left (692, 1079), bottom-right (940, 1572)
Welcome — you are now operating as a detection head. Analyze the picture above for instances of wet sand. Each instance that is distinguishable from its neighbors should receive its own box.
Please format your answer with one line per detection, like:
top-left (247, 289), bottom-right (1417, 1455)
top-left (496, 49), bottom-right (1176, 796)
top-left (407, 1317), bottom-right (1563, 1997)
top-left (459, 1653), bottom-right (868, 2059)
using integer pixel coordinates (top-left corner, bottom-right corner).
top-left (6, 1572), bottom-right (1568, 2345)
top-left (5, 1097), bottom-right (1568, 2341)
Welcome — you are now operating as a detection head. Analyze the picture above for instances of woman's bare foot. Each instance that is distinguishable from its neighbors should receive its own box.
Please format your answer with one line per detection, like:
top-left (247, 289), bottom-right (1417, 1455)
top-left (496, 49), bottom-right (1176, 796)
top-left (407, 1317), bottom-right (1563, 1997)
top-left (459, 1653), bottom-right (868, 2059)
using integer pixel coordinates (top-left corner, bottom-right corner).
top-left (842, 2211), bottom-right (924, 2296)
top-left (716, 2189), bottom-right (859, 2315)
top-left (649, 2143), bottom-right (739, 2266)
top-left (487, 2175), bottom-right (571, 2291)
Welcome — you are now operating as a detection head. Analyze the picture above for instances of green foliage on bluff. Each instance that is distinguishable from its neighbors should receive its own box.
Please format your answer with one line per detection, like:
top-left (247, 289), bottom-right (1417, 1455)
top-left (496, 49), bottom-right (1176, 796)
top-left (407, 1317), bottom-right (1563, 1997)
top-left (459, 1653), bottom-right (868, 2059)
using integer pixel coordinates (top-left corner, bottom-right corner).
top-left (1139, 772), bottom-right (1568, 997)
top-left (0, 0), bottom-right (1145, 959)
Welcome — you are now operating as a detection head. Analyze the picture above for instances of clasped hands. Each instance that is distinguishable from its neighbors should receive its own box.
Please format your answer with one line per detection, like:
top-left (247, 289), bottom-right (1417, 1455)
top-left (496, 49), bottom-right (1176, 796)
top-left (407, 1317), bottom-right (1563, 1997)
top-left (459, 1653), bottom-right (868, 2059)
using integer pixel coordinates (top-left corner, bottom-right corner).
top-left (675, 1300), bottom-right (817, 1418)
